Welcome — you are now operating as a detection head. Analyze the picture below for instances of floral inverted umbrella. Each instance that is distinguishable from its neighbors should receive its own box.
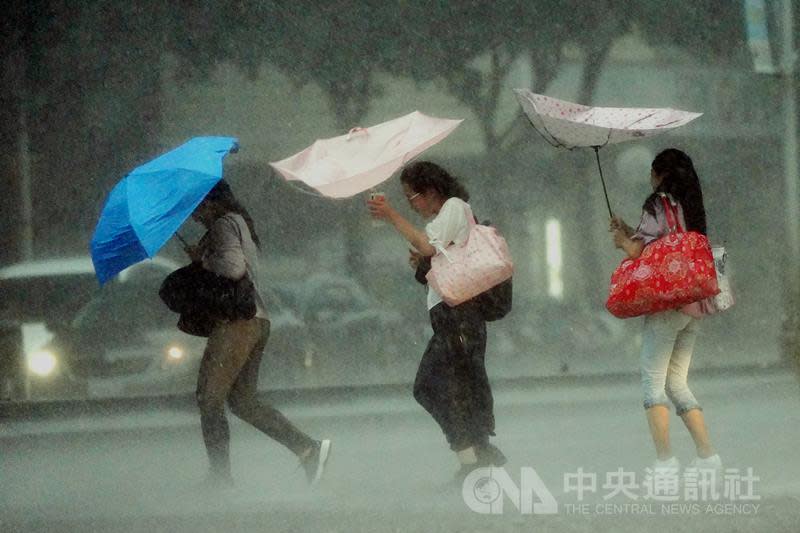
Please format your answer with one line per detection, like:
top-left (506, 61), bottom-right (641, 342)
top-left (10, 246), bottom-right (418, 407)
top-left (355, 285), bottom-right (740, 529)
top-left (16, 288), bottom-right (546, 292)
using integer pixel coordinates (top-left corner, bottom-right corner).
top-left (269, 111), bottom-right (463, 198)
top-left (514, 89), bottom-right (702, 216)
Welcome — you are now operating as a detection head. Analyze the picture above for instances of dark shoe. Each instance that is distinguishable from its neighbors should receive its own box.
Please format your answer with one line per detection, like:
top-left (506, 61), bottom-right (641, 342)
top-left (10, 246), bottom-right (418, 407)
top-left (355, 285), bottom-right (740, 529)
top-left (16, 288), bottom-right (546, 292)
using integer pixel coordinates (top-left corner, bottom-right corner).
top-left (451, 462), bottom-right (484, 489)
top-left (478, 442), bottom-right (507, 467)
top-left (300, 439), bottom-right (331, 486)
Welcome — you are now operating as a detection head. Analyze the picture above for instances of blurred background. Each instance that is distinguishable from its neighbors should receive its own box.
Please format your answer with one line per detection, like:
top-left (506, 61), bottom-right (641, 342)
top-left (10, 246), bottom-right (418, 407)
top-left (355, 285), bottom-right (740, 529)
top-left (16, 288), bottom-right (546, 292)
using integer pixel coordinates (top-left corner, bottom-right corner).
top-left (1, 0), bottom-right (798, 401)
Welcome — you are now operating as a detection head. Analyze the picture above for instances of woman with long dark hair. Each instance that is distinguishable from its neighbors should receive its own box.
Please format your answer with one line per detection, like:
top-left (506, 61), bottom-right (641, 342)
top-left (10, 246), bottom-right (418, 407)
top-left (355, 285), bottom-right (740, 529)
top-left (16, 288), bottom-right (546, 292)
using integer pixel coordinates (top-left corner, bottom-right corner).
top-left (187, 179), bottom-right (331, 488)
top-left (367, 161), bottom-right (506, 484)
top-left (610, 148), bottom-right (721, 478)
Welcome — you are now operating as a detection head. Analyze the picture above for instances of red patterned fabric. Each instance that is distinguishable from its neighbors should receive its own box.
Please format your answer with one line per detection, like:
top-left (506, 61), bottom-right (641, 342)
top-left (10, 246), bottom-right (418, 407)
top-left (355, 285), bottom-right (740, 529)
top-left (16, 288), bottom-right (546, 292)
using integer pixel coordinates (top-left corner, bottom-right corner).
top-left (606, 197), bottom-right (719, 319)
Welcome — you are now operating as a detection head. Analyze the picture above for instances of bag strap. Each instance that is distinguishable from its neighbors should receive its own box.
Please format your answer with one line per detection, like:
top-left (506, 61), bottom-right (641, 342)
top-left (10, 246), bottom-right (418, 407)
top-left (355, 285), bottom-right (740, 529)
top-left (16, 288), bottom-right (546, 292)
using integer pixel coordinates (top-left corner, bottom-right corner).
top-left (433, 202), bottom-right (476, 264)
top-left (659, 194), bottom-right (684, 234)
top-left (221, 213), bottom-right (252, 280)
top-left (220, 213), bottom-right (244, 246)
top-left (462, 203), bottom-right (477, 228)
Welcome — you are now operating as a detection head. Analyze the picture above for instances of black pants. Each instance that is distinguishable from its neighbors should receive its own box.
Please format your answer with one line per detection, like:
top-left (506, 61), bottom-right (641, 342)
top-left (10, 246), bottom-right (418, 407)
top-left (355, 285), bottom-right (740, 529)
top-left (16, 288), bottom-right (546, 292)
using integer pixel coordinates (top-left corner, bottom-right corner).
top-left (413, 302), bottom-right (495, 451)
top-left (196, 318), bottom-right (315, 479)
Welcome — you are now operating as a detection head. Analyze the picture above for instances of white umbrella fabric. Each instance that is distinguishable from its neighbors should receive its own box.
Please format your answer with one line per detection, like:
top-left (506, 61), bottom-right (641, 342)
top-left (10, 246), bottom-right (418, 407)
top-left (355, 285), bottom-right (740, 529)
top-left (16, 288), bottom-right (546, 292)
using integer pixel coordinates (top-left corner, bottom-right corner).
top-left (269, 111), bottom-right (463, 199)
top-left (514, 89), bottom-right (703, 216)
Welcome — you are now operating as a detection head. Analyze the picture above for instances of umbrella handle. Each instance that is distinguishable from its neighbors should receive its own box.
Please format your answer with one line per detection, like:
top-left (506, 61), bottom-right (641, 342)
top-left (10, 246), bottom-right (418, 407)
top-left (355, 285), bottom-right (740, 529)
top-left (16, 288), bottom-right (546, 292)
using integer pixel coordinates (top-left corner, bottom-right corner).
top-left (346, 127), bottom-right (368, 141)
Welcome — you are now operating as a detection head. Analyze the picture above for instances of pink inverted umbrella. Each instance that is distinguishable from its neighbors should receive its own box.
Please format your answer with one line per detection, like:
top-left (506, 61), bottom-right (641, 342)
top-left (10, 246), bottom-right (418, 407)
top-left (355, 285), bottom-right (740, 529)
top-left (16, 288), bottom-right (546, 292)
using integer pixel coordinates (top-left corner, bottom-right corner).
top-left (269, 111), bottom-right (463, 198)
top-left (514, 89), bottom-right (702, 216)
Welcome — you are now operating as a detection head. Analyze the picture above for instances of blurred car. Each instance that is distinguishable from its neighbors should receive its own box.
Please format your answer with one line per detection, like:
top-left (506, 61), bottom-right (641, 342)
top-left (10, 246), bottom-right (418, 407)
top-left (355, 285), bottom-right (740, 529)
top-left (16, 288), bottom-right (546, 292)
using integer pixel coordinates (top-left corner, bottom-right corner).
top-left (0, 258), bottom-right (101, 399)
top-left (47, 258), bottom-right (208, 399)
top-left (0, 256), bottom-right (313, 400)
top-left (255, 283), bottom-right (317, 389)
top-left (278, 273), bottom-right (425, 382)
top-left (0, 256), bottom-right (204, 400)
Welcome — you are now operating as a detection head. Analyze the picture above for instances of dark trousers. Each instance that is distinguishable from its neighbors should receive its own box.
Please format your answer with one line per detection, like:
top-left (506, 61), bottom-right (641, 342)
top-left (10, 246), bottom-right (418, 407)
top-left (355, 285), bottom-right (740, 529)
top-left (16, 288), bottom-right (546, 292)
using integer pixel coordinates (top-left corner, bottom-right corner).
top-left (413, 302), bottom-right (495, 451)
top-left (196, 318), bottom-right (314, 479)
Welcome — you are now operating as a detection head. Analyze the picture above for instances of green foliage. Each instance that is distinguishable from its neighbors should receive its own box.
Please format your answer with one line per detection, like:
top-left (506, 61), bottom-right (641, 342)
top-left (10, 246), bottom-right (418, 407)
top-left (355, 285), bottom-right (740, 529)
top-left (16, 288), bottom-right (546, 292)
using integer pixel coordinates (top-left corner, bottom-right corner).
top-left (630, 0), bottom-right (750, 64)
top-left (0, 0), bottom-right (760, 261)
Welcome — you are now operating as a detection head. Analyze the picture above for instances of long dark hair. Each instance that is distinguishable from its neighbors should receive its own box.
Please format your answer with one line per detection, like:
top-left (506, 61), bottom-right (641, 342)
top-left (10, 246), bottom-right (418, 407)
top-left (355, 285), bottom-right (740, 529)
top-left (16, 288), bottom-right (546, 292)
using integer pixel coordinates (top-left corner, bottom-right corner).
top-left (644, 149), bottom-right (707, 235)
top-left (400, 161), bottom-right (469, 202)
top-left (203, 179), bottom-right (261, 248)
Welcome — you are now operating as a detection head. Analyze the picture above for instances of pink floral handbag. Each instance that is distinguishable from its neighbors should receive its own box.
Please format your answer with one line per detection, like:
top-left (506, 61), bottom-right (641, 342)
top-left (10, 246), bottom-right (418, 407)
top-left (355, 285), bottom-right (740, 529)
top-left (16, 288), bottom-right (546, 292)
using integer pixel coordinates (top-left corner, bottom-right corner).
top-left (426, 206), bottom-right (514, 307)
top-left (606, 196), bottom-right (719, 319)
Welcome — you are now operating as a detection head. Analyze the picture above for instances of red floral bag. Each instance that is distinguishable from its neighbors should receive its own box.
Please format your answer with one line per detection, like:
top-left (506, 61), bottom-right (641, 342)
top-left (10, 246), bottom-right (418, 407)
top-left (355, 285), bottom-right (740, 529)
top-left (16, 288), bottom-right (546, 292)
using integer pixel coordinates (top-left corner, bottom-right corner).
top-left (606, 196), bottom-right (720, 319)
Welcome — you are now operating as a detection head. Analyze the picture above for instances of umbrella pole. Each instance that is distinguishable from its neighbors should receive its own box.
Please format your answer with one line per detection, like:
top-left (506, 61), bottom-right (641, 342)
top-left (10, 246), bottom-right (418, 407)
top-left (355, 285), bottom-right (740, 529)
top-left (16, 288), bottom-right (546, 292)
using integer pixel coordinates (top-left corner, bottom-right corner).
top-left (593, 146), bottom-right (613, 218)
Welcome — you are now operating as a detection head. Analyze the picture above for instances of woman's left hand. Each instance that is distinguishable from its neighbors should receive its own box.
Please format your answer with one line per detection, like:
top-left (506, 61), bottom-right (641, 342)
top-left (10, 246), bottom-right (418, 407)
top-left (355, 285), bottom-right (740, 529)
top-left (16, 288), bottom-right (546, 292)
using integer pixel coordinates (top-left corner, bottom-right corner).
top-left (610, 216), bottom-right (634, 237)
top-left (612, 230), bottom-right (645, 258)
top-left (367, 196), bottom-right (395, 222)
top-left (612, 229), bottom-right (628, 249)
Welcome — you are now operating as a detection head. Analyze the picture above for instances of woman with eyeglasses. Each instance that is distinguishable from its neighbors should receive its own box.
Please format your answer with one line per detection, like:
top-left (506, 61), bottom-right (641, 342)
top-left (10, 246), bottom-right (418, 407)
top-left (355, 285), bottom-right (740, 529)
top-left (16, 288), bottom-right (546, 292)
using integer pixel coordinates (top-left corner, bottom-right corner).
top-left (367, 161), bottom-right (506, 485)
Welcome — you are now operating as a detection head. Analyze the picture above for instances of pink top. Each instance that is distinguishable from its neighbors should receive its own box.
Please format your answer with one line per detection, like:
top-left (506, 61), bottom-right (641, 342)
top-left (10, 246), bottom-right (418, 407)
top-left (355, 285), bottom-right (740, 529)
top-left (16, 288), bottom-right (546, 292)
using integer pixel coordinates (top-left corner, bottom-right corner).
top-left (631, 193), bottom-right (687, 246)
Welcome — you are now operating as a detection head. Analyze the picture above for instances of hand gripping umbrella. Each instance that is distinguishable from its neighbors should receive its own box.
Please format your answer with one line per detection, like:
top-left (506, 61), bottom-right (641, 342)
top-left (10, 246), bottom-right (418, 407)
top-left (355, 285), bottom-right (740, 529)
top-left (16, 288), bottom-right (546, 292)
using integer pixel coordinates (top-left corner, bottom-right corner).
top-left (269, 111), bottom-right (463, 198)
top-left (514, 89), bottom-right (702, 217)
top-left (90, 136), bottom-right (239, 285)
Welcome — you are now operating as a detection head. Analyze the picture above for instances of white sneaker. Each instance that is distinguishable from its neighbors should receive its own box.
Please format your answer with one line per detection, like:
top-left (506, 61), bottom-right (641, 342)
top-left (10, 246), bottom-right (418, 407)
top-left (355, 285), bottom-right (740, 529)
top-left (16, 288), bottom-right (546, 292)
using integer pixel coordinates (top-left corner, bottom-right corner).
top-left (687, 454), bottom-right (722, 471)
top-left (651, 456), bottom-right (681, 473)
top-left (685, 454), bottom-right (723, 479)
top-left (643, 456), bottom-right (681, 484)
top-left (300, 439), bottom-right (332, 486)
top-left (684, 454), bottom-right (723, 491)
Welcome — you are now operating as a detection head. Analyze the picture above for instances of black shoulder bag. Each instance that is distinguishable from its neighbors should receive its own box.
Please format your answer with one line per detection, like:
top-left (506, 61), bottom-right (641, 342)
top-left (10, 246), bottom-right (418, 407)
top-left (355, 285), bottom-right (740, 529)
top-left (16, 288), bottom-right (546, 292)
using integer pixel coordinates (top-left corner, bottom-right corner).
top-left (159, 263), bottom-right (256, 336)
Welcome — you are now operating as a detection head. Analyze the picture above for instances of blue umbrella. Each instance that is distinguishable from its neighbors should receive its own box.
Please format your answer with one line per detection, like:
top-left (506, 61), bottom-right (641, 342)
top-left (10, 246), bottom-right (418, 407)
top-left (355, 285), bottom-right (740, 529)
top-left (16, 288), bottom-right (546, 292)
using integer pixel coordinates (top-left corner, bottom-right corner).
top-left (90, 136), bottom-right (239, 285)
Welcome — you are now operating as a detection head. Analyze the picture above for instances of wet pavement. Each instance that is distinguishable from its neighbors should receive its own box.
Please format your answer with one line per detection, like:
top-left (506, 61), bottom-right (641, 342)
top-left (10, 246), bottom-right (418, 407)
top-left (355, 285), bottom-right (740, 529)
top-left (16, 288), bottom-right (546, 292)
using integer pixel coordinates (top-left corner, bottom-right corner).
top-left (2, 368), bottom-right (799, 532)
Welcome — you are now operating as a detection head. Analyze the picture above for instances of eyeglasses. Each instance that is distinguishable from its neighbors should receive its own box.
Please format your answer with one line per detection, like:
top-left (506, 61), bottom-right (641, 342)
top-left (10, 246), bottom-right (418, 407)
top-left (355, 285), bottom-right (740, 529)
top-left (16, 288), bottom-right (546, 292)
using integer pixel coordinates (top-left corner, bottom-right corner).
top-left (406, 192), bottom-right (421, 201)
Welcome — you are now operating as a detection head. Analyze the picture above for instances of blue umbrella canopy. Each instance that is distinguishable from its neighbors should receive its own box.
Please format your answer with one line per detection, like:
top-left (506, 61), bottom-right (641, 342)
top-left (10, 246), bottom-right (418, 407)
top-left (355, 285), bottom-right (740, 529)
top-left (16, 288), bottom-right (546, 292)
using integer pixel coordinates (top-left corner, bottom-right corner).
top-left (90, 136), bottom-right (239, 284)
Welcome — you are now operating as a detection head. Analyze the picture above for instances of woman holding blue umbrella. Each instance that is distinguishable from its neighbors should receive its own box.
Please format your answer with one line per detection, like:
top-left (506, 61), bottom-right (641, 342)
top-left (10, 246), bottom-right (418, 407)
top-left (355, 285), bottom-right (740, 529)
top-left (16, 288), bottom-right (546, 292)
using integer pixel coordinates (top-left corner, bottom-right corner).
top-left (188, 180), bottom-right (331, 488)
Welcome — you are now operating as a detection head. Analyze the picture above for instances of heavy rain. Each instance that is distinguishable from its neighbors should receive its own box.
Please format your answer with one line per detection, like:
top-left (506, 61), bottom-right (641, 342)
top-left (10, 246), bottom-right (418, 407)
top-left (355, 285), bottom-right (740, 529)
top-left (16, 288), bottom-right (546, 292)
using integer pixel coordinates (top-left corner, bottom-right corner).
top-left (1, 1), bottom-right (799, 532)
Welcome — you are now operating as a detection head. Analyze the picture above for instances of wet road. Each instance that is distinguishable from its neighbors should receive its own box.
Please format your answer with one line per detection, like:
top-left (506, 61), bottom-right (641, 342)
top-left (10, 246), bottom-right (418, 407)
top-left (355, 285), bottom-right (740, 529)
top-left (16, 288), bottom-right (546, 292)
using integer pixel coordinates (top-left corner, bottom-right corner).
top-left (2, 368), bottom-right (799, 532)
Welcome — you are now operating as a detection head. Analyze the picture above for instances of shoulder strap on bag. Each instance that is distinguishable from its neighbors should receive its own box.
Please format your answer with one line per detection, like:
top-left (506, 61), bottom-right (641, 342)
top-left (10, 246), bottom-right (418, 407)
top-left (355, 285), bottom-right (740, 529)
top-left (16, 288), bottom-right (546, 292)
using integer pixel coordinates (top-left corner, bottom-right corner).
top-left (658, 193), bottom-right (684, 234)
top-left (221, 213), bottom-right (252, 280)
top-left (461, 202), bottom-right (477, 228)
top-left (434, 201), bottom-right (475, 264)
top-left (221, 213), bottom-right (244, 241)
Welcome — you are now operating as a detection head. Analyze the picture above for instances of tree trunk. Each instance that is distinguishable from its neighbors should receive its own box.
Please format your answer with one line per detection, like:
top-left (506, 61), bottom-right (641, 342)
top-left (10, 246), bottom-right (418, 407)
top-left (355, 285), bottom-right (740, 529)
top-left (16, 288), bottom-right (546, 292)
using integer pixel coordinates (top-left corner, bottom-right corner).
top-left (327, 79), bottom-right (372, 286)
top-left (563, 43), bottom-right (612, 304)
top-left (0, 50), bottom-right (24, 265)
